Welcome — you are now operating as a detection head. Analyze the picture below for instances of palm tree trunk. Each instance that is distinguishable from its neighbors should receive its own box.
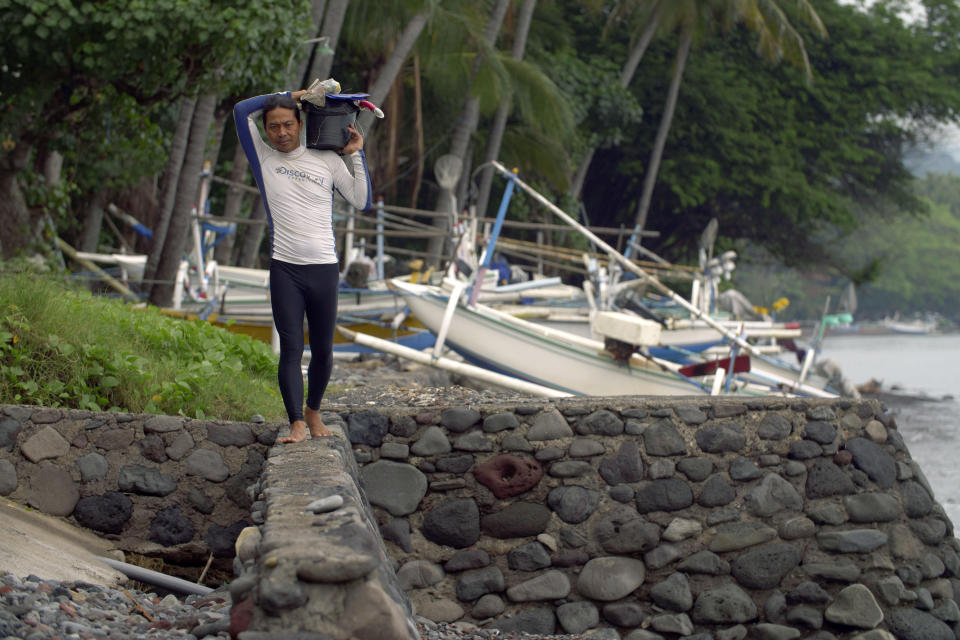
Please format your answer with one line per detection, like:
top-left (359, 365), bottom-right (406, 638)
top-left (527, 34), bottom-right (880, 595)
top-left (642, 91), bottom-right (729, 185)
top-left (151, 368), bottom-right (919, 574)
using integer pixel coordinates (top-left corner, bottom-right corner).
top-left (569, 5), bottom-right (660, 200)
top-left (409, 53), bottom-right (424, 208)
top-left (474, 0), bottom-right (537, 220)
top-left (357, 9), bottom-right (429, 133)
top-left (149, 93), bottom-right (218, 307)
top-left (214, 142), bottom-right (250, 265)
top-left (426, 0), bottom-right (511, 265)
top-left (235, 197), bottom-right (267, 268)
top-left (632, 30), bottom-right (692, 241)
top-left (0, 142), bottom-right (34, 259)
top-left (307, 0), bottom-right (349, 84)
top-left (145, 95), bottom-right (196, 285)
top-left (79, 191), bottom-right (107, 253)
top-left (290, 0), bottom-right (329, 87)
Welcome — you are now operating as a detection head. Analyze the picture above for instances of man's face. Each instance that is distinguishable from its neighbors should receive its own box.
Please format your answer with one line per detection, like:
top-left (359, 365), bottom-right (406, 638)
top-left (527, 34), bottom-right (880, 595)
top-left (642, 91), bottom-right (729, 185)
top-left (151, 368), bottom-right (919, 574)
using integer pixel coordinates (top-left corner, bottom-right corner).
top-left (265, 107), bottom-right (301, 152)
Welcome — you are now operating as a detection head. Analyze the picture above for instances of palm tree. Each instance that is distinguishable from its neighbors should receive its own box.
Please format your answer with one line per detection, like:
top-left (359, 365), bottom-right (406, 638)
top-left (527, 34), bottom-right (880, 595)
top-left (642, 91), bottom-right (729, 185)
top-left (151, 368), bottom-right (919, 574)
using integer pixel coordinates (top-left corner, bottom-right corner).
top-left (150, 93), bottom-right (218, 307)
top-left (306, 0), bottom-right (350, 85)
top-left (473, 0), bottom-right (538, 221)
top-left (568, 0), bottom-right (662, 199)
top-left (424, 0), bottom-right (511, 265)
top-left (629, 0), bottom-right (827, 245)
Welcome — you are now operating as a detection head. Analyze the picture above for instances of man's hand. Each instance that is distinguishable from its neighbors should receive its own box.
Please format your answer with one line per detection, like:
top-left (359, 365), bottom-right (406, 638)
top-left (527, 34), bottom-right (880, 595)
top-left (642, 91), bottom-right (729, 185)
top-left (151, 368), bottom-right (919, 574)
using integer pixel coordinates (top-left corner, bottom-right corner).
top-left (340, 125), bottom-right (363, 155)
top-left (290, 89), bottom-right (308, 105)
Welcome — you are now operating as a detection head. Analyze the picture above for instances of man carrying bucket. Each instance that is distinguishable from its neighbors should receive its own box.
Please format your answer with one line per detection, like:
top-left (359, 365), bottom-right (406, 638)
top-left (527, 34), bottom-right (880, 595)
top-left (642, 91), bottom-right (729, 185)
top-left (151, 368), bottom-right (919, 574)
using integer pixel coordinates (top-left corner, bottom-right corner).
top-left (234, 83), bottom-right (372, 442)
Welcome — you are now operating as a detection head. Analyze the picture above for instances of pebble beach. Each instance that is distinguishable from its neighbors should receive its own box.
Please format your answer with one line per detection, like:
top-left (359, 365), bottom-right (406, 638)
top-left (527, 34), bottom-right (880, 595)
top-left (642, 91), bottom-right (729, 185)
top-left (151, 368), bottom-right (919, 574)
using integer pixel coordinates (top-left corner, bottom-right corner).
top-left (0, 575), bottom-right (591, 640)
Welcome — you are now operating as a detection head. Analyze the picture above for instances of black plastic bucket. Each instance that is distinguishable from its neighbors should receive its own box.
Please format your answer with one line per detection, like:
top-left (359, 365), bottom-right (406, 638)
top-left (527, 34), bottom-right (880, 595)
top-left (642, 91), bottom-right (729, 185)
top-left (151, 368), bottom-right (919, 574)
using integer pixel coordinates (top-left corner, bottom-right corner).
top-left (303, 97), bottom-right (360, 151)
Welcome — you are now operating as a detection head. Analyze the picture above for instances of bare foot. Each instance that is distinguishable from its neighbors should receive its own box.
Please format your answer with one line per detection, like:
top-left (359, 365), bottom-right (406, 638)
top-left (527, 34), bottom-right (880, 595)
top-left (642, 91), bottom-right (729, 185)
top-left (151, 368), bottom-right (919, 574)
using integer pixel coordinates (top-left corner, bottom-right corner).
top-left (305, 407), bottom-right (333, 437)
top-left (277, 420), bottom-right (308, 443)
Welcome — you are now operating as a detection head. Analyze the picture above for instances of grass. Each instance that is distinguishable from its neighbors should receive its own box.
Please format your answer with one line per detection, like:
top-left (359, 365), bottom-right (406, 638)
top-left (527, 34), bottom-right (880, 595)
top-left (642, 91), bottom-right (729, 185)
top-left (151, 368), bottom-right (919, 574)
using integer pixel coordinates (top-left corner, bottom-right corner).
top-left (0, 268), bottom-right (286, 422)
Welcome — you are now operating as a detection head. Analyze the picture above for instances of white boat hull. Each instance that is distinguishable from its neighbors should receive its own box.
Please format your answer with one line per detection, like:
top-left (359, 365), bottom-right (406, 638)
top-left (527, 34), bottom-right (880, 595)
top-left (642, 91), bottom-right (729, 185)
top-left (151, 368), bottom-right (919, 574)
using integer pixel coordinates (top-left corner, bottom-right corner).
top-left (390, 279), bottom-right (706, 397)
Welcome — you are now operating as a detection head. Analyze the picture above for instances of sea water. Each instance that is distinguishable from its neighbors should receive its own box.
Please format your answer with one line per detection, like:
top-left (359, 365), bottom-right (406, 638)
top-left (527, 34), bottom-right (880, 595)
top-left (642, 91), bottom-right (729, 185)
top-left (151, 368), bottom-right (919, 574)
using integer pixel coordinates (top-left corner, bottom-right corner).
top-left (821, 333), bottom-right (960, 525)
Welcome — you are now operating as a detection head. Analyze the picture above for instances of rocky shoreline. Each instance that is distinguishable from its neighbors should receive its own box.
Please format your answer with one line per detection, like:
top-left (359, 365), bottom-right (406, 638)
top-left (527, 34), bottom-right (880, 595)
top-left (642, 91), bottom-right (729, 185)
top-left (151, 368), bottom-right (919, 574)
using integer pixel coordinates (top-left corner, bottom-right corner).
top-left (0, 573), bottom-right (589, 640)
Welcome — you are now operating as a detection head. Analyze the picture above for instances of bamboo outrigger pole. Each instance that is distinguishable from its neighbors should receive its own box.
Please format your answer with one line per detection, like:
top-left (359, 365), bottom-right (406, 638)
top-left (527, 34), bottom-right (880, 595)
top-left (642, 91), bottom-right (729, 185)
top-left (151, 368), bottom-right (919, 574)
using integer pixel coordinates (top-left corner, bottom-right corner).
top-left (485, 161), bottom-right (776, 369)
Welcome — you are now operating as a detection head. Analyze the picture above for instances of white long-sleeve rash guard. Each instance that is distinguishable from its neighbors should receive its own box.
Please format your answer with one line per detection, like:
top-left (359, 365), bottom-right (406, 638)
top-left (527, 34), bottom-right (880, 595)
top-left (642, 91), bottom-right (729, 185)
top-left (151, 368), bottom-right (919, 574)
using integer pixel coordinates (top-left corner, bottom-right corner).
top-left (234, 93), bottom-right (372, 265)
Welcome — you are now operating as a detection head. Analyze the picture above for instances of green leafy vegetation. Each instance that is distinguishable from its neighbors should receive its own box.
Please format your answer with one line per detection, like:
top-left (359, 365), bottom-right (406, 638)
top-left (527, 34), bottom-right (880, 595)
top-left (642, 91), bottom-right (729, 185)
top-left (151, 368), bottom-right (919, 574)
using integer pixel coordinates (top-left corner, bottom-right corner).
top-left (0, 269), bottom-right (284, 421)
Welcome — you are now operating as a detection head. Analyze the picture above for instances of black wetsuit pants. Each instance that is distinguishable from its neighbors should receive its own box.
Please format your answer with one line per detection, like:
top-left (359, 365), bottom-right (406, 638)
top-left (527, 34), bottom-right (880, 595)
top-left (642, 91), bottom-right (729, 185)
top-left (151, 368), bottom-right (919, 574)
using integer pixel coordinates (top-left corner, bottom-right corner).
top-left (269, 259), bottom-right (339, 423)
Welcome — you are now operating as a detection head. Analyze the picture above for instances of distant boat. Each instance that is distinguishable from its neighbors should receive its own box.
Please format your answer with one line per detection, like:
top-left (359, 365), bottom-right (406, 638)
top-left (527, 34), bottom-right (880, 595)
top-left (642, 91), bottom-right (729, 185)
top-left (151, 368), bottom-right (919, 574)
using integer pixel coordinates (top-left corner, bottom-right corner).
top-left (882, 315), bottom-right (937, 335)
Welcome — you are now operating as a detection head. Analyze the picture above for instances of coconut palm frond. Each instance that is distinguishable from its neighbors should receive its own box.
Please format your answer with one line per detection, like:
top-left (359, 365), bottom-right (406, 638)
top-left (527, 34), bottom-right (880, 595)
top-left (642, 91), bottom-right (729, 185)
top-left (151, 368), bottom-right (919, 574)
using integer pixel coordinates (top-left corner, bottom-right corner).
top-left (501, 56), bottom-right (575, 137)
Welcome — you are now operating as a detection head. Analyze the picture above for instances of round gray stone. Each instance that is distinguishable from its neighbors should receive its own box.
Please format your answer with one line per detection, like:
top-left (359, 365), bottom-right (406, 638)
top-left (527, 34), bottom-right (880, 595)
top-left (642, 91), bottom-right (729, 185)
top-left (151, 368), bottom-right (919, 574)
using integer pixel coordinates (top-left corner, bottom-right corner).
top-left (693, 584), bottom-right (758, 624)
top-left (577, 409), bottom-right (624, 436)
top-left (205, 423), bottom-right (255, 447)
top-left (0, 459), bottom-right (17, 495)
top-left (635, 478), bottom-right (693, 513)
top-left (143, 415), bottom-right (183, 433)
top-left (164, 431), bottom-right (195, 460)
top-left (557, 601), bottom-right (599, 635)
top-left (643, 419), bottom-right (687, 456)
top-left (824, 584), bottom-right (883, 629)
top-left (901, 480), bottom-right (934, 518)
top-left (746, 474), bottom-right (803, 517)
top-left (20, 426), bottom-right (70, 462)
top-left (886, 607), bottom-right (954, 640)
top-left (577, 556), bottom-right (645, 601)
top-left (729, 456), bottom-right (763, 481)
top-left (347, 410), bottom-right (390, 446)
top-left (453, 431), bottom-right (494, 452)
top-left (149, 505), bottom-right (195, 546)
top-left (845, 437), bottom-right (896, 489)
top-left (483, 412), bottom-right (519, 433)
top-left (441, 408), bottom-right (481, 432)
top-left (422, 497), bottom-right (479, 548)
top-left (548, 485), bottom-right (601, 523)
top-left (506, 569), bottom-right (570, 601)
top-left (804, 420), bottom-right (837, 444)
top-left (598, 440), bottom-right (643, 485)
top-left (472, 594), bottom-right (504, 618)
top-left (527, 409), bottom-right (573, 440)
top-left (410, 426), bottom-right (451, 456)
top-left (594, 507), bottom-right (660, 553)
top-left (759, 413), bottom-right (792, 440)
top-left (569, 438), bottom-right (605, 457)
top-left (843, 492), bottom-right (901, 522)
top-left (445, 549), bottom-right (491, 572)
top-left (817, 529), bottom-right (888, 553)
top-left (507, 542), bottom-right (552, 571)
top-left (695, 422), bottom-right (746, 453)
top-left (26, 463), bottom-right (78, 516)
top-left (677, 456), bottom-right (713, 481)
top-left (697, 474), bottom-right (736, 507)
top-left (397, 559), bottom-right (445, 590)
top-left (650, 572), bottom-right (693, 612)
top-left (118, 464), bottom-right (177, 496)
top-left (710, 521), bottom-right (778, 553)
top-left (456, 566), bottom-right (505, 601)
top-left (185, 449), bottom-right (230, 482)
top-left (731, 543), bottom-right (802, 589)
top-left (678, 550), bottom-right (731, 575)
top-left (76, 452), bottom-right (108, 482)
top-left (481, 501), bottom-right (551, 539)
top-left (806, 458), bottom-right (856, 498)
top-left (73, 491), bottom-right (132, 534)
top-left (360, 460), bottom-right (427, 516)
top-left (436, 454), bottom-right (473, 474)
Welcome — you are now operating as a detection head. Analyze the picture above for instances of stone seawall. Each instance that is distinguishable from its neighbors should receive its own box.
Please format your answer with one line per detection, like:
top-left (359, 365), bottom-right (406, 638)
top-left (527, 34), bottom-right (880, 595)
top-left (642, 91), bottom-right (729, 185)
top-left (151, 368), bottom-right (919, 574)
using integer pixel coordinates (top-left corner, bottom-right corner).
top-left (326, 396), bottom-right (960, 640)
top-left (0, 404), bottom-right (279, 562)
top-left (2, 396), bottom-right (960, 640)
